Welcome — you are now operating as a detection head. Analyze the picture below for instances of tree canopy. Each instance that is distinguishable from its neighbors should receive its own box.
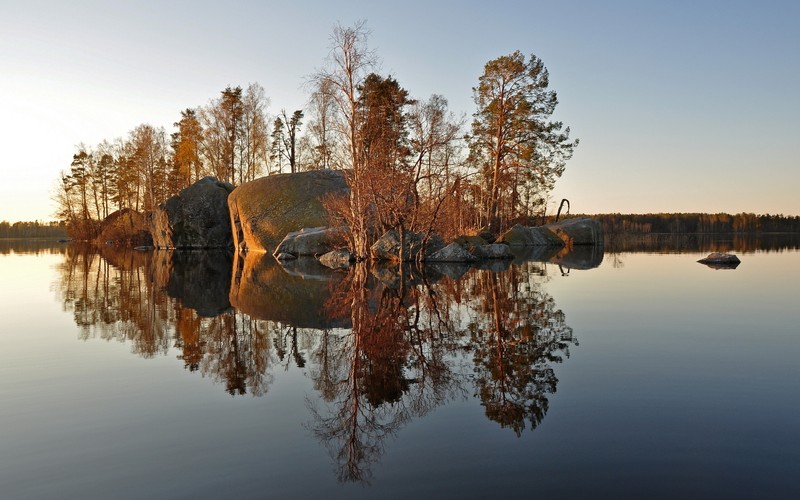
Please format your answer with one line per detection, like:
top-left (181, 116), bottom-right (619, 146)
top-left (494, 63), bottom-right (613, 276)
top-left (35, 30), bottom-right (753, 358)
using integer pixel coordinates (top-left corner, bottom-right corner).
top-left (53, 23), bottom-right (579, 247)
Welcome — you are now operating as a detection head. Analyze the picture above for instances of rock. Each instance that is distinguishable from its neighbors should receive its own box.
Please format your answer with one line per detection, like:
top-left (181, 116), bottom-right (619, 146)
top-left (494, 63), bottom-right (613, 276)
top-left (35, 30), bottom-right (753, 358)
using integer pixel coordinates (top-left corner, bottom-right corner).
top-left (698, 252), bottom-right (740, 269)
top-left (227, 170), bottom-right (349, 253)
top-left (319, 249), bottom-right (354, 269)
top-left (150, 177), bottom-right (234, 249)
top-left (273, 226), bottom-right (347, 258)
top-left (545, 217), bottom-right (604, 246)
top-left (96, 208), bottom-right (152, 247)
top-left (496, 224), bottom-right (564, 247)
top-left (469, 243), bottom-right (515, 260)
top-left (274, 252), bottom-right (297, 261)
top-left (370, 230), bottom-right (445, 262)
top-left (426, 242), bottom-right (477, 263)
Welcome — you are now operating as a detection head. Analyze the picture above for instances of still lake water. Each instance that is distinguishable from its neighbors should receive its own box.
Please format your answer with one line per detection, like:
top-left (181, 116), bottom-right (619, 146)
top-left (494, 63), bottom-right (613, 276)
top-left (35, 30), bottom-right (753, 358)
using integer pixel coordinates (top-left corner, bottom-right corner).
top-left (1, 237), bottom-right (798, 499)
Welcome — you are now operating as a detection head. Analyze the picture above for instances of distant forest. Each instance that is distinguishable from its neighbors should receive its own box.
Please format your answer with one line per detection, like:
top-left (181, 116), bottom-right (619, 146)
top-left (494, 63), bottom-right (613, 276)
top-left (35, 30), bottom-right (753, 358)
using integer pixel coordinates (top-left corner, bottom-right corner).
top-left (4, 212), bottom-right (797, 241)
top-left (587, 212), bottom-right (800, 234)
top-left (0, 220), bottom-right (67, 239)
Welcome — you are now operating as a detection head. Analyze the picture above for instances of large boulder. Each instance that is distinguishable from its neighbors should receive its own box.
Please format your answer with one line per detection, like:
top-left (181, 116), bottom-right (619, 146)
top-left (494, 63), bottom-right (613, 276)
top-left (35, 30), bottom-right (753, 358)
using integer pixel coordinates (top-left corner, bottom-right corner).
top-left (227, 170), bottom-right (349, 253)
top-left (273, 226), bottom-right (347, 258)
top-left (96, 208), bottom-right (152, 246)
top-left (545, 217), bottom-right (604, 247)
top-left (150, 177), bottom-right (234, 248)
top-left (370, 230), bottom-right (445, 262)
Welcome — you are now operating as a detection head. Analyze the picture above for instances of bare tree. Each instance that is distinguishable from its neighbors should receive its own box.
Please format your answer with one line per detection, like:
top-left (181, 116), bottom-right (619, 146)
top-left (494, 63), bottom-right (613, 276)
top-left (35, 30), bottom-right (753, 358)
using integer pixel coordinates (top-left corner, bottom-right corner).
top-left (312, 20), bottom-right (378, 259)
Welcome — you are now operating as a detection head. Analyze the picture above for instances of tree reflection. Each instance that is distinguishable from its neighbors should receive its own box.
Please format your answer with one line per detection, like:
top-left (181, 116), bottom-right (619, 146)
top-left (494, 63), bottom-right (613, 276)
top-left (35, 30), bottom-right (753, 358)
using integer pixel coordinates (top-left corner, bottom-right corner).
top-left (469, 264), bottom-right (575, 435)
top-left (54, 245), bottom-right (277, 396)
top-left (306, 260), bottom-right (574, 481)
top-left (308, 263), bottom-right (465, 483)
top-left (54, 244), bottom-right (578, 483)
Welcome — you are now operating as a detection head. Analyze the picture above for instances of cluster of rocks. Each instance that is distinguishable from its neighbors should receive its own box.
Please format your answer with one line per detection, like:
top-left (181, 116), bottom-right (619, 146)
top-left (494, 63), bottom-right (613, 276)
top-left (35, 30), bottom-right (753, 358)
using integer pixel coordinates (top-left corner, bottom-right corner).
top-left (96, 170), bottom-right (603, 266)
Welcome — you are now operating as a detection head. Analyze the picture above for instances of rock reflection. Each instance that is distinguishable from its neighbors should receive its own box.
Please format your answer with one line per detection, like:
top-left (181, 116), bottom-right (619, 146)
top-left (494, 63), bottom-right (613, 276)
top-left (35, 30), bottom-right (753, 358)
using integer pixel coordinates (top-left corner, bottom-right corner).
top-left (55, 245), bottom-right (579, 483)
top-left (230, 251), bottom-right (350, 329)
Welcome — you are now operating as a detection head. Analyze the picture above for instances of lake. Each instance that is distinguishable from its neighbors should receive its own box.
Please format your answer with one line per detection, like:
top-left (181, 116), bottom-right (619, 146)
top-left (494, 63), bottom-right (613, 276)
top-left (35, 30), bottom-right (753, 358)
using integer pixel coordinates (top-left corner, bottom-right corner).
top-left (1, 236), bottom-right (798, 499)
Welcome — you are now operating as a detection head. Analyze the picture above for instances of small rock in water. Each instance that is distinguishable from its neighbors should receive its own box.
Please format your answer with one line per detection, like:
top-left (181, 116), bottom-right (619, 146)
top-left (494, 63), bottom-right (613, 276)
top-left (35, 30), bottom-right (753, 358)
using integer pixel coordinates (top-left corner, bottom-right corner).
top-left (697, 252), bottom-right (740, 269)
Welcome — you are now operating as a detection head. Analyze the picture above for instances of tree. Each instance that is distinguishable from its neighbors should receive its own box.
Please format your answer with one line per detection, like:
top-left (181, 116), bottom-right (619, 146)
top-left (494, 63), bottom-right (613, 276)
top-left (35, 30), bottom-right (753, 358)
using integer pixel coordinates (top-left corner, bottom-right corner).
top-left (221, 86), bottom-right (244, 184)
top-left (170, 108), bottom-right (203, 189)
top-left (312, 20), bottom-right (378, 259)
top-left (201, 84), bottom-right (269, 184)
top-left (355, 73), bottom-right (418, 258)
top-left (280, 109), bottom-right (304, 174)
top-left (405, 94), bottom-right (464, 240)
top-left (469, 51), bottom-right (577, 233)
top-left (238, 83), bottom-right (270, 183)
top-left (305, 78), bottom-right (337, 170)
top-left (128, 124), bottom-right (169, 211)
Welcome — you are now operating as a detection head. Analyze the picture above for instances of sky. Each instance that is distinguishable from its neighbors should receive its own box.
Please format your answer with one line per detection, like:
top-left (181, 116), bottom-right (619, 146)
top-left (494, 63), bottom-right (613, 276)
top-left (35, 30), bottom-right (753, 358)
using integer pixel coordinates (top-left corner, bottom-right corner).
top-left (1, 0), bottom-right (798, 222)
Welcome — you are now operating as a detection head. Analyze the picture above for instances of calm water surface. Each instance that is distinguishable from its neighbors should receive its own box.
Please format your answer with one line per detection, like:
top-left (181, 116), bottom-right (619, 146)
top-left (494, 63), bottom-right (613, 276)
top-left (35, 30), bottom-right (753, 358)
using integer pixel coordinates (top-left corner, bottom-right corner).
top-left (0, 238), bottom-right (798, 499)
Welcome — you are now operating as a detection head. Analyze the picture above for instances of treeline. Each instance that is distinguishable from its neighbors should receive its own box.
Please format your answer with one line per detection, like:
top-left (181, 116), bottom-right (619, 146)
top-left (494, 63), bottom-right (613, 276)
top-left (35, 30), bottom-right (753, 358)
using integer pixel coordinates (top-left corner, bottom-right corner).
top-left (54, 21), bottom-right (577, 253)
top-left (0, 220), bottom-right (67, 239)
top-left (591, 212), bottom-right (800, 234)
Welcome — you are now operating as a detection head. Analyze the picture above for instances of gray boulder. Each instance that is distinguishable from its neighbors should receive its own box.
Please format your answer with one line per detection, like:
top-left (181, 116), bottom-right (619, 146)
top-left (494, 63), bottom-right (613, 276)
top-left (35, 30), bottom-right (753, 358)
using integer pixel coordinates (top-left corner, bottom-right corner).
top-left (273, 226), bottom-right (346, 257)
top-left (426, 242), bottom-right (477, 263)
top-left (545, 217), bottom-right (604, 246)
top-left (371, 230), bottom-right (445, 262)
top-left (150, 177), bottom-right (234, 248)
top-left (227, 170), bottom-right (349, 253)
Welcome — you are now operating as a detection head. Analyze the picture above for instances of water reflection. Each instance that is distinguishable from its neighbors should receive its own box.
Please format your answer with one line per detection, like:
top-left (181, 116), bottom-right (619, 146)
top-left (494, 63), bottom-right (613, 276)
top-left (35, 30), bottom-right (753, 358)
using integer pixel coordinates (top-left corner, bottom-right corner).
top-left (54, 244), bottom-right (580, 483)
top-left (605, 232), bottom-right (800, 254)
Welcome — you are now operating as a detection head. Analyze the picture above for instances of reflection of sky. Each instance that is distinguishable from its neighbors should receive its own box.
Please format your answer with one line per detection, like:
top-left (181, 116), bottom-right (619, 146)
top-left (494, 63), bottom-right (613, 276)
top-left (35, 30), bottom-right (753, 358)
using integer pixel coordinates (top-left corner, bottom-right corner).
top-left (1, 249), bottom-right (799, 497)
top-left (545, 250), bottom-right (800, 496)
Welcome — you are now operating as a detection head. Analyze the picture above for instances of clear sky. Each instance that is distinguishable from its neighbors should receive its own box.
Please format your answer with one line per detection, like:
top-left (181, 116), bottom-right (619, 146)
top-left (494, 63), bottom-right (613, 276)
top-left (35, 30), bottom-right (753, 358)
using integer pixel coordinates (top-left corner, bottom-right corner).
top-left (1, 0), bottom-right (798, 222)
